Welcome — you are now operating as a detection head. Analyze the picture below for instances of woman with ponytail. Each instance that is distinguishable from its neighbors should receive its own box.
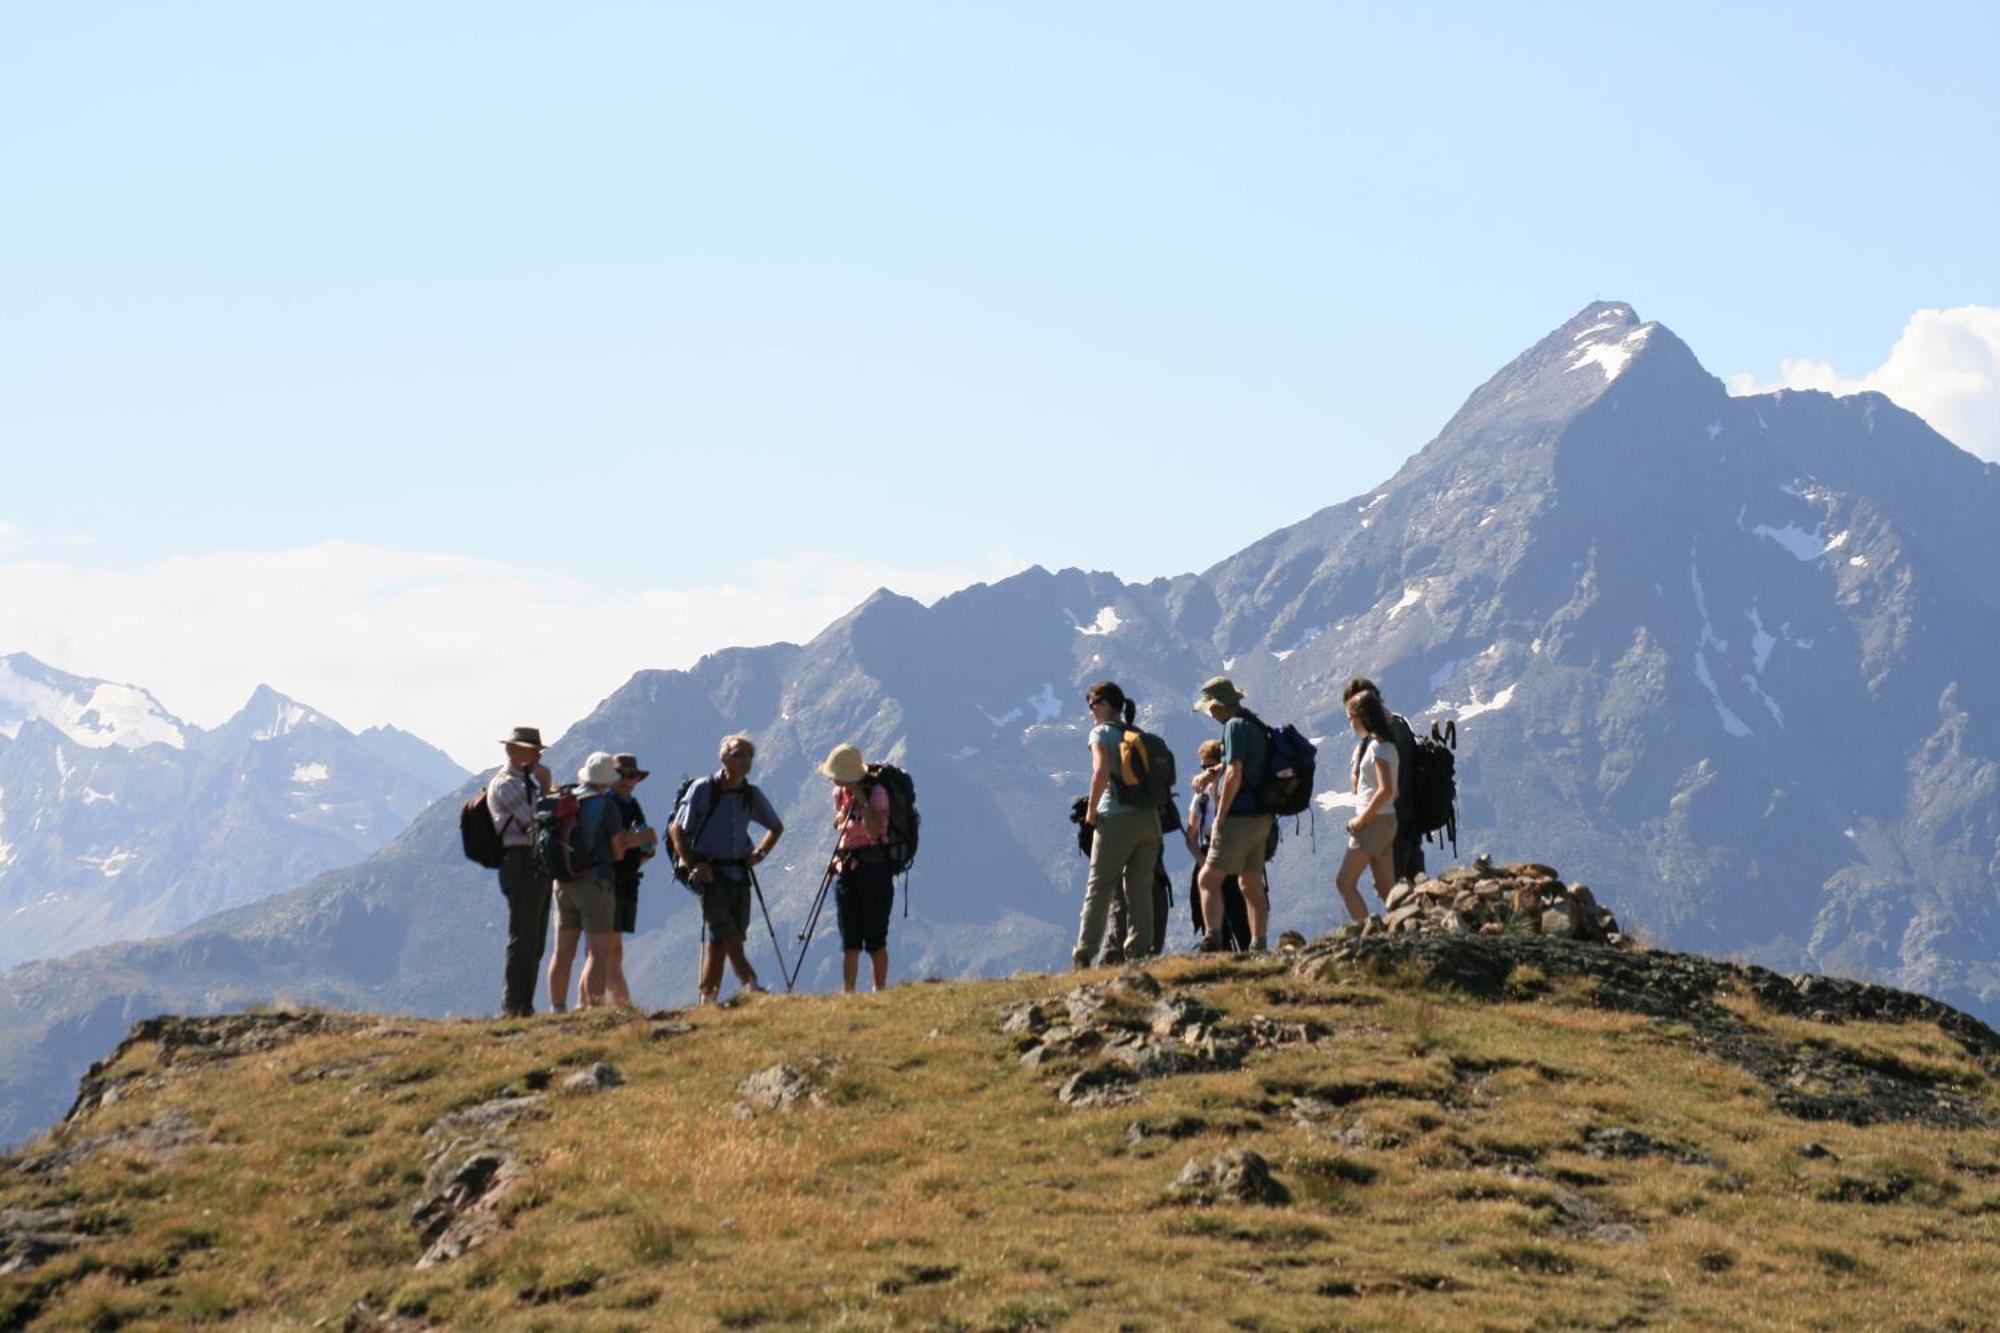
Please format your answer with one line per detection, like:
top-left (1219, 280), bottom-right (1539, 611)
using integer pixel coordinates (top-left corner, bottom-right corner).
top-left (1073, 680), bottom-right (1162, 968)
top-left (1333, 688), bottom-right (1400, 919)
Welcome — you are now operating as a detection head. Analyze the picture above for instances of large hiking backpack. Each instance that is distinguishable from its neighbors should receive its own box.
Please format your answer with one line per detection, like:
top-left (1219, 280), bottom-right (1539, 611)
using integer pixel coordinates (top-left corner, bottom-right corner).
top-left (1407, 719), bottom-right (1459, 856)
top-left (861, 763), bottom-right (921, 873)
top-left (1110, 725), bottom-right (1177, 810)
top-left (530, 786), bottom-right (587, 882)
top-left (459, 789), bottom-right (506, 869)
top-left (1244, 711), bottom-right (1317, 816)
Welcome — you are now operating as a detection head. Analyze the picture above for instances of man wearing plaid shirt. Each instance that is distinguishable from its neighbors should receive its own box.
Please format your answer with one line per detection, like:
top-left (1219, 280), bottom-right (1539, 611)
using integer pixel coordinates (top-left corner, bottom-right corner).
top-left (490, 726), bottom-right (552, 1016)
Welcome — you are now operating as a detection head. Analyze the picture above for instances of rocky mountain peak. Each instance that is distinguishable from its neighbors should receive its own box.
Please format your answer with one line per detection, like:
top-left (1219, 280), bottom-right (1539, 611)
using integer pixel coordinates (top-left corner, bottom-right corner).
top-left (0, 653), bottom-right (189, 751)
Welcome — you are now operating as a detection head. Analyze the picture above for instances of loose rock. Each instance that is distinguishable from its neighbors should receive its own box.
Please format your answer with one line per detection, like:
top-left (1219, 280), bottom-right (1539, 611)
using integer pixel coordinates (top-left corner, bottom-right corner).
top-left (1170, 1148), bottom-right (1290, 1206)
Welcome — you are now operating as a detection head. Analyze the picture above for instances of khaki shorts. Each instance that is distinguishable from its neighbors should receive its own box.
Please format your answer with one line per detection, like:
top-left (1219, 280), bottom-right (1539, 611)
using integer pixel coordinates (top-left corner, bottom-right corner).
top-left (1205, 813), bottom-right (1275, 877)
top-left (555, 877), bottom-right (617, 934)
top-left (1348, 814), bottom-right (1398, 859)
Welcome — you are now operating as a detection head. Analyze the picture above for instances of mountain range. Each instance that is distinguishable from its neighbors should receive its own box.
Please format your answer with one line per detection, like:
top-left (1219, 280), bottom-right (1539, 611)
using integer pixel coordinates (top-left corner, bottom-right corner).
top-left (0, 652), bottom-right (466, 972)
top-left (3, 300), bottom-right (1995, 1146)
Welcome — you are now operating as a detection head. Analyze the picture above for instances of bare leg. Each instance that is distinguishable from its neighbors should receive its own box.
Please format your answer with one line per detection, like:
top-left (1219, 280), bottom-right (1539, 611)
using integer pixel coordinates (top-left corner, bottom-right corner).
top-left (1333, 849), bottom-right (1373, 922)
top-left (724, 937), bottom-right (759, 988)
top-left (870, 948), bottom-right (889, 990)
top-left (699, 939), bottom-right (726, 1002)
top-left (1196, 863), bottom-right (1229, 942)
top-left (1368, 853), bottom-right (1398, 897)
top-left (546, 926), bottom-right (582, 1012)
top-left (579, 935), bottom-right (601, 1008)
top-left (598, 933), bottom-right (631, 1008)
top-left (842, 950), bottom-right (860, 993)
top-left (1238, 868), bottom-right (1270, 947)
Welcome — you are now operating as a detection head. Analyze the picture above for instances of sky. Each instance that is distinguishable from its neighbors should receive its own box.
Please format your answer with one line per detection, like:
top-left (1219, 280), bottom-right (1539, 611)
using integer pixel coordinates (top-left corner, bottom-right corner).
top-left (3, 2), bottom-right (1996, 766)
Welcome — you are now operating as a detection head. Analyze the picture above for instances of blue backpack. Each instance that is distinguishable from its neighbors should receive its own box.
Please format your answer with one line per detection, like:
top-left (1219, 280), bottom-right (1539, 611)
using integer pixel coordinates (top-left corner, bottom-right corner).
top-left (1244, 711), bottom-right (1318, 816)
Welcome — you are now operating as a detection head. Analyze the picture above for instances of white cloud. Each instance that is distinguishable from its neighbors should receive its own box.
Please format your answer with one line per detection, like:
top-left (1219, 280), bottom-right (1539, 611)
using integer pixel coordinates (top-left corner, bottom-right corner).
top-left (0, 540), bottom-right (1021, 768)
top-left (1729, 305), bottom-right (2000, 462)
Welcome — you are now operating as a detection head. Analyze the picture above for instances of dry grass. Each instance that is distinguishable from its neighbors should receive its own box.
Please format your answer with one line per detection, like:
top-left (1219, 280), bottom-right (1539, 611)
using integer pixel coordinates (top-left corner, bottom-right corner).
top-left (4, 956), bottom-right (1999, 1330)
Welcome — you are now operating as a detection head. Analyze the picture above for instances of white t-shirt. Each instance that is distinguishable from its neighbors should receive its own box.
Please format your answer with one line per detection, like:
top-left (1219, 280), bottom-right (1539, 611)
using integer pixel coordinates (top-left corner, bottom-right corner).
top-left (1353, 736), bottom-right (1400, 812)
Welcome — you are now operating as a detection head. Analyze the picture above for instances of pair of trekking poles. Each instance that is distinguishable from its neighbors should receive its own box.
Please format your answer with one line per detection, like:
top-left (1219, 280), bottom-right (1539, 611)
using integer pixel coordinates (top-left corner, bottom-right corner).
top-left (694, 829), bottom-right (910, 996)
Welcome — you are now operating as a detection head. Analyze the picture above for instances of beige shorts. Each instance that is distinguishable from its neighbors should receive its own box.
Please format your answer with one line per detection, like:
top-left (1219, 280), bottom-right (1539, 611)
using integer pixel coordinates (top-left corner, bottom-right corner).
top-left (555, 877), bottom-right (617, 934)
top-left (1205, 814), bottom-right (1274, 877)
top-left (1347, 814), bottom-right (1398, 858)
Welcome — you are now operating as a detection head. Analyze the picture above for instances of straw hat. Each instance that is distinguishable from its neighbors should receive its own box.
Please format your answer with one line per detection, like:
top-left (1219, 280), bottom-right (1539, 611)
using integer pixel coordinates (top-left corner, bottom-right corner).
top-left (817, 743), bottom-right (868, 785)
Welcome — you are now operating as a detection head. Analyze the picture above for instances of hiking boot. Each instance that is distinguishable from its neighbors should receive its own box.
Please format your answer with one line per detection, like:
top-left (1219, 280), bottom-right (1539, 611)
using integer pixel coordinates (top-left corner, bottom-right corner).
top-left (1098, 948), bottom-right (1126, 967)
top-left (1193, 933), bottom-right (1227, 954)
top-left (1071, 951), bottom-right (1093, 971)
top-left (742, 982), bottom-right (769, 996)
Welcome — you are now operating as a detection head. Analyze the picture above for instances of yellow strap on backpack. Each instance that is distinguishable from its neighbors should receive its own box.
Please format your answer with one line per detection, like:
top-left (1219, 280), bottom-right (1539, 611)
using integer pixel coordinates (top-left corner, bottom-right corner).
top-left (1117, 727), bottom-right (1150, 788)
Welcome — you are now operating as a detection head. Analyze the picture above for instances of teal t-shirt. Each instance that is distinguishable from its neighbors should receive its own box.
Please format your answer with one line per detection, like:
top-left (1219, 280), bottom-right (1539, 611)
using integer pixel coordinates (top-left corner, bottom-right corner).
top-left (1219, 714), bottom-right (1268, 815)
top-left (1090, 722), bottom-right (1147, 817)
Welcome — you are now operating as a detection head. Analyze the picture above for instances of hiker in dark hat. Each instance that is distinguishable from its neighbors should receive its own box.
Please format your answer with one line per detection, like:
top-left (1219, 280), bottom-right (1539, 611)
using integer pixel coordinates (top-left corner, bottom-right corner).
top-left (1344, 676), bottom-right (1424, 887)
top-left (1072, 681), bottom-right (1161, 969)
top-left (489, 725), bottom-right (553, 1017)
top-left (583, 752), bottom-right (657, 1007)
top-left (548, 752), bottom-right (642, 1011)
top-left (1193, 676), bottom-right (1273, 952)
top-left (670, 733), bottom-right (784, 1005)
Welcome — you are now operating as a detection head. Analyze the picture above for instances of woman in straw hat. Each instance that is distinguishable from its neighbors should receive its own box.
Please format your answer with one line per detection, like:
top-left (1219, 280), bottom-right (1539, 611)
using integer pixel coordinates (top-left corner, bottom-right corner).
top-left (819, 743), bottom-right (895, 993)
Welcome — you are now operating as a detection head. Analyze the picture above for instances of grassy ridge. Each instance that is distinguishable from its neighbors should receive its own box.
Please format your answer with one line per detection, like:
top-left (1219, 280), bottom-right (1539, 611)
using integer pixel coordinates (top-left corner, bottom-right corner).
top-left (3, 950), bottom-right (1998, 1330)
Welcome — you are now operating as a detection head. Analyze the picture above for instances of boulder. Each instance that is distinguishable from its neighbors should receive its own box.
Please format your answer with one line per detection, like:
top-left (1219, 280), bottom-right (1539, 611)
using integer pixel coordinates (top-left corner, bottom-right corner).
top-left (1169, 1148), bottom-right (1290, 1206)
top-left (561, 1062), bottom-right (624, 1094)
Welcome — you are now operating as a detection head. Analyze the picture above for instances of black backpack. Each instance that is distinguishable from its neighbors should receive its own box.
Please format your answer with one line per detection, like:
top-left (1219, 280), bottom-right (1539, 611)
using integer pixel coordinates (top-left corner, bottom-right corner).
top-left (459, 790), bottom-right (506, 870)
top-left (1242, 710), bottom-right (1318, 816)
top-left (861, 763), bottom-right (921, 873)
top-left (1407, 719), bottom-right (1459, 856)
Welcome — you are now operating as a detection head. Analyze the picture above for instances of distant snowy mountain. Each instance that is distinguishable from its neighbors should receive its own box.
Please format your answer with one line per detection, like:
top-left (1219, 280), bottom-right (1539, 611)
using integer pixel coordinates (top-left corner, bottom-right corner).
top-left (0, 654), bottom-right (466, 972)
top-left (4, 301), bottom-right (1996, 1146)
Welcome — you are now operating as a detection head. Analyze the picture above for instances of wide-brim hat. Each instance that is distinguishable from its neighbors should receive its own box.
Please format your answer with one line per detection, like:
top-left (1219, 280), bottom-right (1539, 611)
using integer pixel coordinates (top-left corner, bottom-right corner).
top-left (1193, 676), bottom-right (1245, 711)
top-left (817, 743), bottom-right (868, 785)
top-left (500, 725), bottom-right (547, 750)
top-left (578, 750), bottom-right (619, 787)
top-left (613, 752), bottom-right (650, 782)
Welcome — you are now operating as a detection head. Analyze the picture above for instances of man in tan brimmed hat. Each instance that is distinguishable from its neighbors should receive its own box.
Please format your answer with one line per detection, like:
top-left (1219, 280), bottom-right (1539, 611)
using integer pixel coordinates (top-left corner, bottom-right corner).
top-left (1192, 677), bottom-right (1274, 953)
top-left (818, 743), bottom-right (895, 993)
top-left (489, 726), bottom-right (552, 1016)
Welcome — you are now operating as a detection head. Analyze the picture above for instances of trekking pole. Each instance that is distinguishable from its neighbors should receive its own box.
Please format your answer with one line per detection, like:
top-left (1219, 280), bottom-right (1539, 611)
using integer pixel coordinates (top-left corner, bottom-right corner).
top-left (747, 867), bottom-right (793, 992)
top-left (786, 862), bottom-right (837, 993)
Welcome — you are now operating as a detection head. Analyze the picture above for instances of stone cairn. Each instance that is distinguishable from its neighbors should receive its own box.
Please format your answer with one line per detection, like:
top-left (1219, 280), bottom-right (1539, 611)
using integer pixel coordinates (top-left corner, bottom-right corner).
top-left (1335, 854), bottom-right (1630, 947)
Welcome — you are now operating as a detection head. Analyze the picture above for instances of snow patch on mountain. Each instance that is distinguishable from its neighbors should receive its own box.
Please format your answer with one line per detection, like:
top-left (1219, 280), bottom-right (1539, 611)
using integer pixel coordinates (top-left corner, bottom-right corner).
top-left (290, 762), bottom-right (331, 784)
top-left (1076, 607), bottom-right (1123, 637)
top-left (1568, 324), bottom-right (1654, 381)
top-left (1029, 684), bottom-right (1062, 723)
top-left (1386, 583), bottom-right (1428, 621)
top-left (1752, 521), bottom-right (1835, 561)
top-left (1693, 652), bottom-right (1754, 738)
top-left (0, 657), bottom-right (187, 751)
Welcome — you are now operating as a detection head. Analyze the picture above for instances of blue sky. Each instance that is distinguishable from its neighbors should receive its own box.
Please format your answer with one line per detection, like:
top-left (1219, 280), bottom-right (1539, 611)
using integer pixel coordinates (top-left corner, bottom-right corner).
top-left (3, 2), bottom-right (1996, 762)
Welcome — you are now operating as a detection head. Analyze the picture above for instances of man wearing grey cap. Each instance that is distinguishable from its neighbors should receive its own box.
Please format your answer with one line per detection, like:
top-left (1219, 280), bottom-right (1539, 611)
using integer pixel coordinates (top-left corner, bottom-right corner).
top-left (1193, 677), bottom-right (1274, 952)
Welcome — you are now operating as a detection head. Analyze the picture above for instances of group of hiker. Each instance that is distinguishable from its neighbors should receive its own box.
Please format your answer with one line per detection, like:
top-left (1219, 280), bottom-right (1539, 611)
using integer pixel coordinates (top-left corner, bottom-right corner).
top-left (466, 672), bottom-right (1453, 1013)
top-left (1072, 673), bottom-right (1440, 968)
top-left (471, 728), bottom-right (908, 1014)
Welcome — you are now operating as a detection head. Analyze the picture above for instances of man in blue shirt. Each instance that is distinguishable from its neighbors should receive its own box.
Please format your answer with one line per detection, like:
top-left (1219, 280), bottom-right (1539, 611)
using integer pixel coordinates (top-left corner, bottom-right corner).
top-left (1193, 676), bottom-right (1273, 953)
top-left (670, 733), bottom-right (785, 1004)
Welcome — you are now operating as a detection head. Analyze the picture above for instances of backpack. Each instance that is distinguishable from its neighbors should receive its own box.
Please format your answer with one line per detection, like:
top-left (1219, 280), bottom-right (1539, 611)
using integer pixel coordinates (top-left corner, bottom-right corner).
top-left (459, 790), bottom-right (507, 869)
top-left (531, 786), bottom-right (587, 882)
top-left (1110, 726), bottom-right (1177, 810)
top-left (1407, 719), bottom-right (1459, 856)
top-left (861, 763), bottom-right (921, 873)
top-left (1242, 711), bottom-right (1317, 816)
